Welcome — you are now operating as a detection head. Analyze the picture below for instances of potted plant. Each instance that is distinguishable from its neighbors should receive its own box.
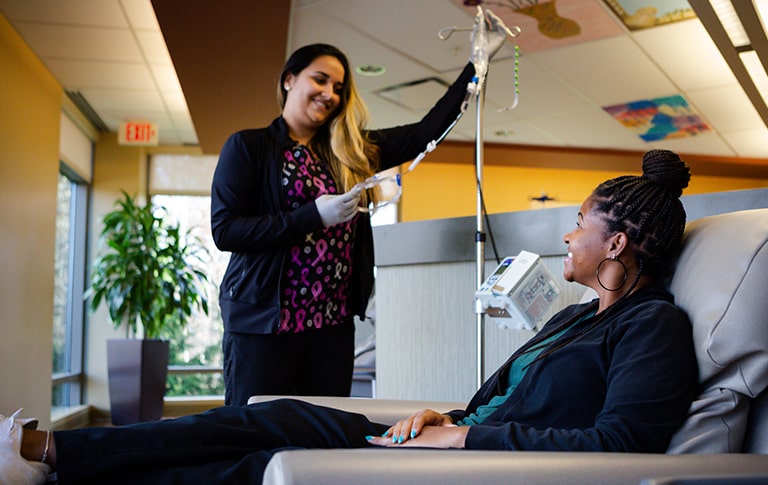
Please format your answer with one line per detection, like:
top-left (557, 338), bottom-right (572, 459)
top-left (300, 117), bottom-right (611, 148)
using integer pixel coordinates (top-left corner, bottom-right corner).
top-left (86, 191), bottom-right (210, 425)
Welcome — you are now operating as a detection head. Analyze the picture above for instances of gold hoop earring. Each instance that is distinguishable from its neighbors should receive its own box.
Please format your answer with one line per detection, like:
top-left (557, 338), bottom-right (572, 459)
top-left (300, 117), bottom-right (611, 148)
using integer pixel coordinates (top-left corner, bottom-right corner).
top-left (596, 254), bottom-right (627, 292)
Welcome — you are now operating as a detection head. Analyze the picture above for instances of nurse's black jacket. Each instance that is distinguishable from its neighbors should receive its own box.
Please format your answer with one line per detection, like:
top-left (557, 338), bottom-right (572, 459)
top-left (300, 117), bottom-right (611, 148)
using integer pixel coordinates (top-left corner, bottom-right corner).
top-left (211, 63), bottom-right (475, 334)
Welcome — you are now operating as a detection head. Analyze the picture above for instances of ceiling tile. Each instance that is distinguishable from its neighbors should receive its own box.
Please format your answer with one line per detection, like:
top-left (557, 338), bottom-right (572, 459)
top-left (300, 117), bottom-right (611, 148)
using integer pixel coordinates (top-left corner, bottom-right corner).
top-left (483, 119), bottom-right (566, 147)
top-left (721, 127), bottom-right (768, 158)
top-left (150, 64), bottom-right (182, 92)
top-left (120, 0), bottom-right (160, 31)
top-left (532, 35), bottom-right (677, 106)
top-left (161, 88), bottom-right (189, 112)
top-left (485, 56), bottom-right (597, 121)
top-left (531, 107), bottom-right (649, 150)
top-left (82, 87), bottom-right (164, 112)
top-left (632, 18), bottom-right (737, 92)
top-left (377, 78), bottom-right (451, 112)
top-left (453, 0), bottom-right (624, 54)
top-left (13, 22), bottom-right (142, 62)
top-left (46, 59), bottom-right (154, 90)
top-left (0, 0), bottom-right (126, 27)
top-left (135, 30), bottom-right (172, 64)
top-left (100, 107), bottom-right (168, 127)
top-left (361, 92), bottom-right (431, 129)
top-left (444, 128), bottom-right (475, 143)
top-left (170, 112), bottom-right (195, 130)
top-left (289, 4), bottom-right (434, 91)
top-left (647, 131), bottom-right (736, 157)
top-left (688, 84), bottom-right (766, 132)
top-left (315, 0), bottom-right (476, 72)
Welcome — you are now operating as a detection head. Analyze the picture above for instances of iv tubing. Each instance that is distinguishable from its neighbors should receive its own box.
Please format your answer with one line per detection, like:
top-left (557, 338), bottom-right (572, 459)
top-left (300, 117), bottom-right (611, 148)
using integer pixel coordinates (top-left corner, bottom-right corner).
top-left (407, 78), bottom-right (475, 173)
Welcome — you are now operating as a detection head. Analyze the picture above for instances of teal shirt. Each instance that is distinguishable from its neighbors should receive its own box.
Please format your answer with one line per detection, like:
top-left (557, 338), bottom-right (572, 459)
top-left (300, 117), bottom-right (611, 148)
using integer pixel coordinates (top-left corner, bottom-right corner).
top-left (458, 310), bottom-right (596, 426)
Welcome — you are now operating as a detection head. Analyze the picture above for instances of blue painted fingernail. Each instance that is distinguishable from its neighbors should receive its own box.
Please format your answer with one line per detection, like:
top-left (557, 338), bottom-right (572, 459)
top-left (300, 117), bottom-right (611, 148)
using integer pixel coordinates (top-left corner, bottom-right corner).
top-left (365, 435), bottom-right (374, 440)
top-left (392, 435), bottom-right (397, 443)
top-left (410, 429), bottom-right (416, 439)
top-left (381, 432), bottom-right (388, 437)
top-left (398, 435), bottom-right (404, 443)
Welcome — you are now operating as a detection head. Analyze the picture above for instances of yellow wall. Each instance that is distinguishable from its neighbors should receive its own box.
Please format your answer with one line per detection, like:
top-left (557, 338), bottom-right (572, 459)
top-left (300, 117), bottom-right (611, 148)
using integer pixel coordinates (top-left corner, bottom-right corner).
top-left (0, 14), bottom-right (61, 425)
top-left (0, 12), bottom-right (159, 419)
top-left (401, 162), bottom-right (768, 221)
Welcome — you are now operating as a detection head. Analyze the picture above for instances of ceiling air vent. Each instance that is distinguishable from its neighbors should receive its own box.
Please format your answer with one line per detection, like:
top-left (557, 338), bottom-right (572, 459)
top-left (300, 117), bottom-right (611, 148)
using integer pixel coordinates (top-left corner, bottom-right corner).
top-left (376, 77), bottom-right (450, 112)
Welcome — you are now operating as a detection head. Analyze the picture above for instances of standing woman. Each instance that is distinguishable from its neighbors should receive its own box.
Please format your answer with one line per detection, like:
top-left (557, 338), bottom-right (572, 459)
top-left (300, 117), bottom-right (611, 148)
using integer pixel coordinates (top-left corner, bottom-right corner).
top-left (211, 18), bottom-right (507, 405)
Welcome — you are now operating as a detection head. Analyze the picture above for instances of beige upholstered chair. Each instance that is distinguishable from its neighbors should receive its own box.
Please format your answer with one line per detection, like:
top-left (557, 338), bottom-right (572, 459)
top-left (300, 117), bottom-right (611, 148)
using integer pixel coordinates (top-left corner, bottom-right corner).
top-left (252, 208), bottom-right (768, 485)
top-left (667, 208), bottom-right (768, 453)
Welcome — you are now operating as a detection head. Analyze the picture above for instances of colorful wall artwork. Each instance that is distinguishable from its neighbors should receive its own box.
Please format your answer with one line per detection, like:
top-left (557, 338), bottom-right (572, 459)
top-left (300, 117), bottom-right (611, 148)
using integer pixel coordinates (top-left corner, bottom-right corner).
top-left (452, 1), bottom-right (698, 53)
top-left (603, 95), bottom-right (711, 142)
top-left (602, 0), bottom-right (696, 30)
top-left (453, 0), bottom-right (623, 53)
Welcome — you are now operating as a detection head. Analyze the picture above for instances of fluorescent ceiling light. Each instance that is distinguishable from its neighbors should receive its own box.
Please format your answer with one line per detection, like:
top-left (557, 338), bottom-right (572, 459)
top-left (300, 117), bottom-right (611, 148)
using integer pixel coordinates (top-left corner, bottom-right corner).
top-left (691, 0), bottom-right (768, 128)
top-left (756, 1), bottom-right (768, 32)
top-left (710, 0), bottom-right (750, 46)
top-left (740, 50), bottom-right (768, 104)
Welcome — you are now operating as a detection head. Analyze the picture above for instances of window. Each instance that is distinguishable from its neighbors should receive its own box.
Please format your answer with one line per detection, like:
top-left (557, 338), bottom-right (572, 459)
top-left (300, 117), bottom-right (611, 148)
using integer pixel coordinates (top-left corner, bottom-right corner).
top-left (153, 193), bottom-right (392, 398)
top-left (152, 195), bottom-right (228, 397)
top-left (52, 169), bottom-right (88, 412)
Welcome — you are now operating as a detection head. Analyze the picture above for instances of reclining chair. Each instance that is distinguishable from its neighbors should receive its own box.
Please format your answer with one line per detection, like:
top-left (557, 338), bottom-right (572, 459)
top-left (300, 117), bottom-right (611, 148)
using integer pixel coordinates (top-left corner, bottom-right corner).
top-left (251, 208), bottom-right (768, 485)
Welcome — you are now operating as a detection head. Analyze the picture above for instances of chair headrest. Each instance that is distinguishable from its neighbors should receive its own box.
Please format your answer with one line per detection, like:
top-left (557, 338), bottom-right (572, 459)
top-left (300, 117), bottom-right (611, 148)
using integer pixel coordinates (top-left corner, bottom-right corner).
top-left (669, 208), bottom-right (768, 397)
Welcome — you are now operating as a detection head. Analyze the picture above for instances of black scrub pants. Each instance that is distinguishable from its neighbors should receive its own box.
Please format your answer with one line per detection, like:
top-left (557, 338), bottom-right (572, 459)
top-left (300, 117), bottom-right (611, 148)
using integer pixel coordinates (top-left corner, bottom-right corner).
top-left (223, 323), bottom-right (355, 406)
top-left (54, 398), bottom-right (388, 484)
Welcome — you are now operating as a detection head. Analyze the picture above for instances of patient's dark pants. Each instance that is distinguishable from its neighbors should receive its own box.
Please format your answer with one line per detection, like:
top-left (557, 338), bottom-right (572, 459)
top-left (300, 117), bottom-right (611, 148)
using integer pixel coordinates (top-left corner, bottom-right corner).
top-left (53, 398), bottom-right (388, 484)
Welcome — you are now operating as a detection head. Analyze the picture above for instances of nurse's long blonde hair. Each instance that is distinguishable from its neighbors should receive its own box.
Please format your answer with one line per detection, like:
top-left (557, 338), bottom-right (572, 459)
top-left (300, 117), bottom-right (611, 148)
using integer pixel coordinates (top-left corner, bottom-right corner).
top-left (277, 43), bottom-right (381, 207)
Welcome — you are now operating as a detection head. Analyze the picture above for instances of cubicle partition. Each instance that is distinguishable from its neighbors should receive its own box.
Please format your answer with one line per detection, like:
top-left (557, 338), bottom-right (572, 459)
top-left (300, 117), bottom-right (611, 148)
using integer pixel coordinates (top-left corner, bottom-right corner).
top-left (372, 188), bottom-right (768, 403)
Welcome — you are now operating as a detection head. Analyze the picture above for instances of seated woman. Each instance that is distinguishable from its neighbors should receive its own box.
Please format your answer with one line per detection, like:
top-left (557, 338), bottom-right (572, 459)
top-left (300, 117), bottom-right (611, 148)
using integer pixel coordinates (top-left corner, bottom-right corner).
top-left (1, 149), bottom-right (697, 484)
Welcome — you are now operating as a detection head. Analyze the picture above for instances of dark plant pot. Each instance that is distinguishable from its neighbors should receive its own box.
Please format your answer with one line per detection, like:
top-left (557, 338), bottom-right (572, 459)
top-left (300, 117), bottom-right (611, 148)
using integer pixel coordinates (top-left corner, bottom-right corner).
top-left (107, 339), bottom-right (169, 426)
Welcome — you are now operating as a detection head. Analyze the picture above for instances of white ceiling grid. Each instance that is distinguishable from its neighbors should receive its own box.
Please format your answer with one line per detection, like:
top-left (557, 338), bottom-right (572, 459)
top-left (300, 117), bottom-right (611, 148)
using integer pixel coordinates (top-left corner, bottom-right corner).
top-left (0, 0), bottom-right (195, 145)
top-left (1, 0), bottom-right (767, 158)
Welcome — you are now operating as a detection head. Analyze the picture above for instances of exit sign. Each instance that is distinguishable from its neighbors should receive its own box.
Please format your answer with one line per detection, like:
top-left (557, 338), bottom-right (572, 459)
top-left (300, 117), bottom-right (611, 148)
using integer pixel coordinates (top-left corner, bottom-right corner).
top-left (118, 121), bottom-right (159, 146)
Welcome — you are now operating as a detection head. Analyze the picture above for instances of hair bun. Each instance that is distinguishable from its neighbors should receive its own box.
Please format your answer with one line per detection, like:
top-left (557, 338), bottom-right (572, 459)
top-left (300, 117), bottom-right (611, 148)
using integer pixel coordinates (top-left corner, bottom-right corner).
top-left (641, 149), bottom-right (691, 197)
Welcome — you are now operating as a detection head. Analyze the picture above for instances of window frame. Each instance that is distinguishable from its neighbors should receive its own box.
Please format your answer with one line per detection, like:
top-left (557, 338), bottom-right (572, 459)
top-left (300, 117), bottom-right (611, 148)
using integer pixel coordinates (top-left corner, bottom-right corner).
top-left (52, 165), bottom-right (88, 411)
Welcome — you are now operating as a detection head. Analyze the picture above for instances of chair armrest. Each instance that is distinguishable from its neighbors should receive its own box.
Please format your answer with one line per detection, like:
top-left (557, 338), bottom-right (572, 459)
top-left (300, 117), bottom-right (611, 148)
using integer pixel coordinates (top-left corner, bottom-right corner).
top-left (246, 395), bottom-right (465, 425)
top-left (641, 475), bottom-right (768, 485)
top-left (263, 449), bottom-right (768, 485)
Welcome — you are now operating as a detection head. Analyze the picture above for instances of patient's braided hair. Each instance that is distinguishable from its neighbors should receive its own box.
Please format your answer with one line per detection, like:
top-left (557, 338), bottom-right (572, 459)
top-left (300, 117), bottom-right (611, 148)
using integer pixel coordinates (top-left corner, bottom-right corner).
top-left (512, 150), bottom-right (691, 373)
top-left (591, 148), bottom-right (690, 282)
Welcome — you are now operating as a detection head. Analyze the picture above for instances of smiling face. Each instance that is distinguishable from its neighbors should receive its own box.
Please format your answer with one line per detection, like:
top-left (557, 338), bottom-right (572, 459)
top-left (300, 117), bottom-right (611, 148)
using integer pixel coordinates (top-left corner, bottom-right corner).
top-left (562, 197), bottom-right (613, 288)
top-left (281, 55), bottom-right (345, 143)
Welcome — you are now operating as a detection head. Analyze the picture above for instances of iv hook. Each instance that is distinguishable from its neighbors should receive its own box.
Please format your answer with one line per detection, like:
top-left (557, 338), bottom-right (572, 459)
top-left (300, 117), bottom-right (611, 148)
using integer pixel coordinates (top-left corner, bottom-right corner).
top-left (438, 26), bottom-right (474, 40)
top-left (438, 24), bottom-right (521, 41)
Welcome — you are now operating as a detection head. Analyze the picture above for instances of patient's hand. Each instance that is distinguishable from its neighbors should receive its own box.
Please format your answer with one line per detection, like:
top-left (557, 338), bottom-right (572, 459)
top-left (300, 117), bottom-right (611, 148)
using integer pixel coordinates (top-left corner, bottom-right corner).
top-left (367, 425), bottom-right (469, 448)
top-left (366, 409), bottom-right (466, 448)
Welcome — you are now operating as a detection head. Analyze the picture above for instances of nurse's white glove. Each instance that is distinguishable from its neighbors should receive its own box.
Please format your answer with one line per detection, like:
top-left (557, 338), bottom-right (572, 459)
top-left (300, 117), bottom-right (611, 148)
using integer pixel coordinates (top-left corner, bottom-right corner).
top-left (315, 186), bottom-right (362, 227)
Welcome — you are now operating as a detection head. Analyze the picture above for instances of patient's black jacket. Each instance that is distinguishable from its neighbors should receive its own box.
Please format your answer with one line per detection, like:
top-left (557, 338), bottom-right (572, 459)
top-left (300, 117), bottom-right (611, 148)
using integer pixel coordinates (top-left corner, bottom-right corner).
top-left (449, 285), bottom-right (698, 453)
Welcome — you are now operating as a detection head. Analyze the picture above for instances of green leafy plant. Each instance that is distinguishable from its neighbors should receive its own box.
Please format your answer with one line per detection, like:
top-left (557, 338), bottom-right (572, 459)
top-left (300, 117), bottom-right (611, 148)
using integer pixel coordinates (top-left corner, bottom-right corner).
top-left (86, 191), bottom-right (210, 339)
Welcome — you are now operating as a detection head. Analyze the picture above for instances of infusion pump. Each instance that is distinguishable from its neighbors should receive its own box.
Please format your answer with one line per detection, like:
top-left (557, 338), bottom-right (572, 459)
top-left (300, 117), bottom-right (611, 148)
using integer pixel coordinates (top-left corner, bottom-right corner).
top-left (475, 250), bottom-right (561, 331)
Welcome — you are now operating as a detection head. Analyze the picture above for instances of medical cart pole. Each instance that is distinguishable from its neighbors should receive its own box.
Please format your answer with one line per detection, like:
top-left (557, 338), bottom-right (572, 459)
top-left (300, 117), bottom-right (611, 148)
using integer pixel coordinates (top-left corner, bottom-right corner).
top-left (474, 86), bottom-right (486, 389)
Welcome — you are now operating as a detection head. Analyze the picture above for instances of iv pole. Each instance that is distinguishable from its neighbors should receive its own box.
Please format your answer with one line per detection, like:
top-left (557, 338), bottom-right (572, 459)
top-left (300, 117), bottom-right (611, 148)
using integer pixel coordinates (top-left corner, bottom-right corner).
top-left (437, 22), bottom-right (493, 389)
top-left (474, 86), bottom-right (486, 389)
top-left (440, 20), bottom-right (491, 390)
top-left (438, 12), bottom-right (521, 389)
